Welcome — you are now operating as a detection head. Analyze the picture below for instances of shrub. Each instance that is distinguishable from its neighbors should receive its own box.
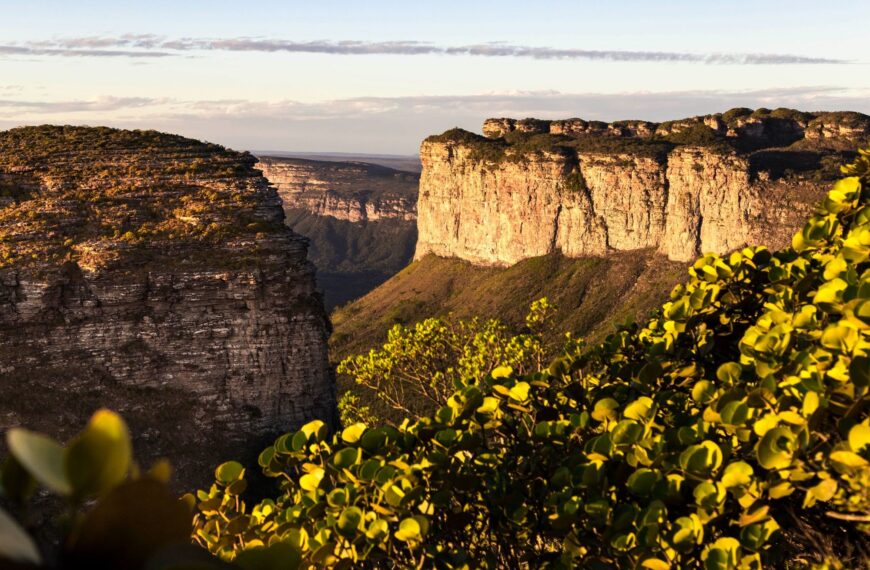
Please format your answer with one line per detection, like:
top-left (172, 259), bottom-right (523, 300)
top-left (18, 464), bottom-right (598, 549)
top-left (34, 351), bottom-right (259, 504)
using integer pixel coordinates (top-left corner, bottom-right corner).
top-left (337, 299), bottom-right (562, 419)
top-left (191, 152), bottom-right (870, 568)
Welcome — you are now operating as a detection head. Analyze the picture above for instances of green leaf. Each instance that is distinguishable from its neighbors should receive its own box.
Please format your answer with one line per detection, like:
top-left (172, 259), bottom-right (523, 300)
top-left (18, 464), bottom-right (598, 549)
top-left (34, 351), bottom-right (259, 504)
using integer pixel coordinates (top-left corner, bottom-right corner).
top-left (624, 397), bottom-right (655, 422)
top-left (0, 505), bottom-right (41, 564)
top-left (740, 519), bottom-right (779, 552)
top-left (848, 422), bottom-right (870, 452)
top-left (491, 366), bottom-right (513, 379)
top-left (829, 450), bottom-right (869, 471)
top-left (692, 381), bottom-right (716, 404)
top-left (332, 447), bottom-right (361, 469)
top-left (65, 409), bottom-right (132, 498)
top-left (508, 382), bottom-right (531, 402)
top-left (804, 478), bottom-right (838, 508)
top-left (6, 428), bottom-right (71, 495)
top-left (680, 441), bottom-right (723, 476)
top-left (360, 429), bottom-right (387, 454)
top-left (627, 468), bottom-right (659, 497)
top-left (721, 462), bottom-right (753, 489)
top-left (336, 506), bottom-right (364, 537)
top-left (717, 362), bottom-right (742, 383)
top-left (612, 420), bottom-right (644, 445)
top-left (757, 427), bottom-right (796, 470)
top-left (366, 519), bottom-right (389, 542)
top-left (299, 467), bottom-right (325, 492)
top-left (341, 423), bottom-right (366, 444)
top-left (591, 398), bottom-right (619, 423)
top-left (670, 514), bottom-right (703, 551)
top-left (215, 461), bottom-right (245, 485)
top-left (299, 420), bottom-right (327, 443)
top-left (394, 516), bottom-right (429, 544)
top-left (702, 536), bottom-right (741, 570)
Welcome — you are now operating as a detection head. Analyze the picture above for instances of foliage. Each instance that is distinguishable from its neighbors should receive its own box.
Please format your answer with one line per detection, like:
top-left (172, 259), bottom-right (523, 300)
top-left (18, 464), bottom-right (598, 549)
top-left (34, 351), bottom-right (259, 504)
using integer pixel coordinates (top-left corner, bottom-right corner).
top-left (337, 299), bottom-right (565, 418)
top-left (0, 409), bottom-right (209, 569)
top-left (192, 154), bottom-right (870, 567)
top-left (657, 123), bottom-right (732, 150)
top-left (337, 392), bottom-right (380, 427)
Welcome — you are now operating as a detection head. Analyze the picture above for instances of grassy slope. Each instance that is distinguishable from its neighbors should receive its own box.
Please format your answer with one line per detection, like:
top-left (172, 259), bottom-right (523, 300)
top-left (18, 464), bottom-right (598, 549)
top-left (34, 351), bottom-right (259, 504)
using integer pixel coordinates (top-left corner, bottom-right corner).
top-left (330, 251), bottom-right (687, 421)
top-left (331, 250), bottom-right (687, 362)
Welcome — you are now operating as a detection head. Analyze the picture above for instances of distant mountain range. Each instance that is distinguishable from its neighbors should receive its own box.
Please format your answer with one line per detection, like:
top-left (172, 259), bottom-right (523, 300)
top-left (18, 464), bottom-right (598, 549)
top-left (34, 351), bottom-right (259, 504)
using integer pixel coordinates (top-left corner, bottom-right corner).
top-left (252, 151), bottom-right (422, 173)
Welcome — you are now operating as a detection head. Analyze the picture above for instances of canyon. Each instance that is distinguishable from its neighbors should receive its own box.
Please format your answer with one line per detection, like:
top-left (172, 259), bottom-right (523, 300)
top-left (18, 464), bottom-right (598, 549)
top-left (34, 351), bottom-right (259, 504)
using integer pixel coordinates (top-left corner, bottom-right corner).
top-left (257, 156), bottom-right (419, 308)
top-left (416, 109), bottom-right (869, 266)
top-left (0, 126), bottom-right (335, 486)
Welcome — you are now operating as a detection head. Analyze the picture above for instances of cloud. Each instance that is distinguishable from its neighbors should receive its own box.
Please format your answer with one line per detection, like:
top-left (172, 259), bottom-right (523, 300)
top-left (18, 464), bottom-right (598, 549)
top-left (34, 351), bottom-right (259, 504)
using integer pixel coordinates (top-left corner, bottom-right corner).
top-left (1, 86), bottom-right (867, 154)
top-left (0, 35), bottom-right (846, 64)
top-left (0, 96), bottom-right (161, 113)
top-left (0, 44), bottom-right (174, 58)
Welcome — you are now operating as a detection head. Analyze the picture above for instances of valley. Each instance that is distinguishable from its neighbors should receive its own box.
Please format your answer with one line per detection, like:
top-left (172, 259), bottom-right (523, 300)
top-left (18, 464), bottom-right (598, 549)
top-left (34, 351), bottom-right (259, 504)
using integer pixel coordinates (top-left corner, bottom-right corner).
top-left (257, 156), bottom-right (419, 308)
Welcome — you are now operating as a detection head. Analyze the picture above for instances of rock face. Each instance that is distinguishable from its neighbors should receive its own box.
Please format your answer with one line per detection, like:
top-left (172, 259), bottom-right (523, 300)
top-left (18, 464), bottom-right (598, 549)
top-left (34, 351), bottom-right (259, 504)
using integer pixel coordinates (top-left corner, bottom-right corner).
top-left (258, 157), bottom-right (417, 223)
top-left (0, 126), bottom-right (335, 487)
top-left (257, 157), bottom-right (418, 308)
top-left (417, 109), bottom-right (868, 266)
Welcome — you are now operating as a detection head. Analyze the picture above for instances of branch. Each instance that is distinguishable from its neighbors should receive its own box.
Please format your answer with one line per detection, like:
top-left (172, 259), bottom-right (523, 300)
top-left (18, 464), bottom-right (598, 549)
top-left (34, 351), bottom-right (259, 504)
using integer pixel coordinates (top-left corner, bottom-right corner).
top-left (825, 511), bottom-right (870, 522)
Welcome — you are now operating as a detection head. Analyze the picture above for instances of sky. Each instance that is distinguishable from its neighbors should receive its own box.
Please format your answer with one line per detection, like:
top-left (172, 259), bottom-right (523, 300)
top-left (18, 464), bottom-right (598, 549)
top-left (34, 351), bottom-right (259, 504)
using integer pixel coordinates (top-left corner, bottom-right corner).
top-left (0, 1), bottom-right (868, 154)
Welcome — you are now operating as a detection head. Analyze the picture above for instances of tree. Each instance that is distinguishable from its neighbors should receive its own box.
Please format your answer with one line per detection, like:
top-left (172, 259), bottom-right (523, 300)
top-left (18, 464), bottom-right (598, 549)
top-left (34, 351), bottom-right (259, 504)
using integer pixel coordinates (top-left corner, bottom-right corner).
top-left (338, 298), bottom-right (564, 419)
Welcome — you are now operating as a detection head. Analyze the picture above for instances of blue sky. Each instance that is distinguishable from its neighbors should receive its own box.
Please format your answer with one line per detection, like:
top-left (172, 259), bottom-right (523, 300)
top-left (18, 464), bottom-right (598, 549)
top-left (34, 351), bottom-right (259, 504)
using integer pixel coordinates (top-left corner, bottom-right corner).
top-left (0, 1), bottom-right (867, 153)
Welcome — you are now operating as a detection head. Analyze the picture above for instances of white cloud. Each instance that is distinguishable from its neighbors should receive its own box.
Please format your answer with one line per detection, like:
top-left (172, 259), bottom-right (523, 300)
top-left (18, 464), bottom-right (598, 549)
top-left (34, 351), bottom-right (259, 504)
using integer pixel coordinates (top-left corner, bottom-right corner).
top-left (0, 35), bottom-right (847, 65)
top-left (2, 87), bottom-right (867, 154)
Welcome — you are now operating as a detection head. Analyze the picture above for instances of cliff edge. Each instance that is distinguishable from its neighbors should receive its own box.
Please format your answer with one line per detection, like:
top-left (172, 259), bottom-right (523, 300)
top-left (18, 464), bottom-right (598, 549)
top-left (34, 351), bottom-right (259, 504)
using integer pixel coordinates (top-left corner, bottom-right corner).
top-left (416, 108), bottom-right (869, 265)
top-left (0, 126), bottom-right (336, 486)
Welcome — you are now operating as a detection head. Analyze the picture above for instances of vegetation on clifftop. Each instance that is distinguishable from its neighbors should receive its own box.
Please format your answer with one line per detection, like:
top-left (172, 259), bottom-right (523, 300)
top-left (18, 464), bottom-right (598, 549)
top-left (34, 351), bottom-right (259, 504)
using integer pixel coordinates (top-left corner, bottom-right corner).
top-left (0, 126), bottom-right (287, 272)
top-left (426, 108), bottom-right (868, 176)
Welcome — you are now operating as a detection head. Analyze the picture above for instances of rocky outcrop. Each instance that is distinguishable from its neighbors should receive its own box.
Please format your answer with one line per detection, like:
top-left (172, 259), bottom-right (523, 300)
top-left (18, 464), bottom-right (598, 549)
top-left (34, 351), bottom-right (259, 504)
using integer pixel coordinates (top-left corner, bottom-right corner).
top-left (257, 156), bottom-right (419, 308)
top-left (417, 109), bottom-right (868, 266)
top-left (0, 126), bottom-right (335, 487)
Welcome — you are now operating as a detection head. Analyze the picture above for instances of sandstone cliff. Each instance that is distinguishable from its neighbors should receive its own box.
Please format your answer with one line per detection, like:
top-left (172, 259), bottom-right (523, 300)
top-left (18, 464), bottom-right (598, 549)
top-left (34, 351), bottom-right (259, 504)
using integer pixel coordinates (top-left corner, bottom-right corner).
top-left (0, 126), bottom-right (336, 487)
top-left (258, 157), bottom-right (417, 223)
top-left (257, 156), bottom-right (418, 308)
top-left (417, 108), bottom-right (868, 265)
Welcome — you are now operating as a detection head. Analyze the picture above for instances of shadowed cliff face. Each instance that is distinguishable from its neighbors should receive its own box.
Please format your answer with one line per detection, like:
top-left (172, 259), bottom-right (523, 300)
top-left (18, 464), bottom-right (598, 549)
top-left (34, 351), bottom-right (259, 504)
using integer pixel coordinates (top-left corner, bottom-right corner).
top-left (417, 109), bottom-right (868, 266)
top-left (257, 156), bottom-right (418, 309)
top-left (0, 126), bottom-right (336, 489)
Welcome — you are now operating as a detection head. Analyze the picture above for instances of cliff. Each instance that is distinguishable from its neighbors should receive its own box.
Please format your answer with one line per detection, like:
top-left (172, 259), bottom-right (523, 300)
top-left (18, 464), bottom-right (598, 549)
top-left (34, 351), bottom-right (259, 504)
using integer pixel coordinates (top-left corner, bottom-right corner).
top-left (0, 126), bottom-right (336, 487)
top-left (257, 156), bottom-right (418, 308)
top-left (418, 108), bottom-right (869, 265)
top-left (257, 157), bottom-right (417, 222)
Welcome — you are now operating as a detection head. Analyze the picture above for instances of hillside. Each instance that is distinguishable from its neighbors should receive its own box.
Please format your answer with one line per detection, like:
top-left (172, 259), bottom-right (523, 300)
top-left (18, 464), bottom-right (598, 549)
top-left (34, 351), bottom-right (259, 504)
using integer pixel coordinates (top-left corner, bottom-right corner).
top-left (330, 251), bottom-right (687, 417)
top-left (0, 126), bottom-right (335, 488)
top-left (257, 156), bottom-right (418, 308)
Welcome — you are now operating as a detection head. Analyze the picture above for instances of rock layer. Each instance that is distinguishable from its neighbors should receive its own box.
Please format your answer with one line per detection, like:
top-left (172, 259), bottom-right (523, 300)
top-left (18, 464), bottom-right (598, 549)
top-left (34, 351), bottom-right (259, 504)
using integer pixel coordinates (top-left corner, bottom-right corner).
top-left (0, 126), bottom-right (335, 487)
top-left (417, 109), bottom-right (868, 266)
top-left (257, 157), bottom-right (417, 223)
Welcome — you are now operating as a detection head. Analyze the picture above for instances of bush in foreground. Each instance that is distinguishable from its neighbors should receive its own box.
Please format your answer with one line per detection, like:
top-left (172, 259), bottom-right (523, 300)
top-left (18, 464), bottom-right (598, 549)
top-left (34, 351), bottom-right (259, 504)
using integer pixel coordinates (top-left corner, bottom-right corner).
top-left (0, 410), bottom-right (210, 569)
top-left (191, 151), bottom-right (870, 569)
